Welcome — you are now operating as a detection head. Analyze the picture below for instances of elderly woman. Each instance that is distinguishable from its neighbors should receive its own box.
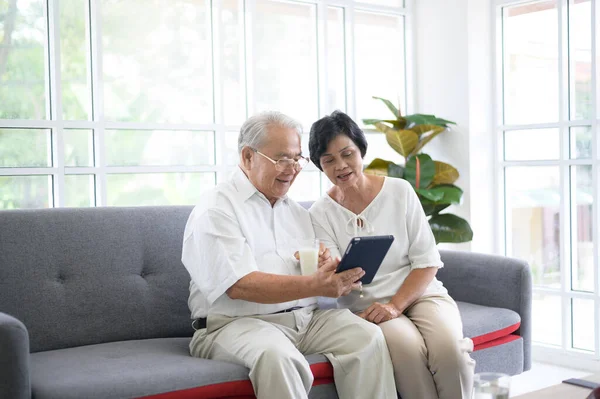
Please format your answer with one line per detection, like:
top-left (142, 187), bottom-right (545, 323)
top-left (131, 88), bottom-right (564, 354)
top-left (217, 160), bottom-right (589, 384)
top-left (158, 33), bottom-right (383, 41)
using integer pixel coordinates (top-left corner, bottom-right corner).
top-left (308, 111), bottom-right (475, 399)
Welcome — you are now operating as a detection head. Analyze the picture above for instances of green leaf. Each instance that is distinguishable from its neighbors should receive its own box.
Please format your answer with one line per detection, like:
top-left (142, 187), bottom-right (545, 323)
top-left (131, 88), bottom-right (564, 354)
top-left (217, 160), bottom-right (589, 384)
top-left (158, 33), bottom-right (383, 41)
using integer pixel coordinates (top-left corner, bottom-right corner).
top-left (427, 184), bottom-right (463, 204)
top-left (429, 213), bottom-right (473, 243)
top-left (388, 163), bottom-right (404, 178)
top-left (364, 158), bottom-right (394, 176)
top-left (363, 119), bottom-right (384, 126)
top-left (364, 159), bottom-right (404, 178)
top-left (374, 122), bottom-right (418, 157)
top-left (362, 119), bottom-right (404, 129)
top-left (409, 126), bottom-right (446, 156)
top-left (404, 114), bottom-right (456, 127)
top-left (420, 199), bottom-right (451, 216)
top-left (415, 188), bottom-right (444, 202)
top-left (404, 154), bottom-right (435, 189)
top-left (396, 117), bottom-right (408, 130)
top-left (420, 199), bottom-right (447, 216)
top-left (410, 124), bottom-right (445, 136)
top-left (417, 185), bottom-right (462, 216)
top-left (432, 161), bottom-right (459, 185)
top-left (373, 96), bottom-right (400, 118)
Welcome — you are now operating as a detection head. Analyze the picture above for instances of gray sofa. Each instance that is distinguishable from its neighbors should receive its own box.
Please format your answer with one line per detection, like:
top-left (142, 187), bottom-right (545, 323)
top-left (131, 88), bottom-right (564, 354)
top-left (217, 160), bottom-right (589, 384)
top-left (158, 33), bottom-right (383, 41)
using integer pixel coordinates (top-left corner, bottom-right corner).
top-left (0, 206), bottom-right (532, 399)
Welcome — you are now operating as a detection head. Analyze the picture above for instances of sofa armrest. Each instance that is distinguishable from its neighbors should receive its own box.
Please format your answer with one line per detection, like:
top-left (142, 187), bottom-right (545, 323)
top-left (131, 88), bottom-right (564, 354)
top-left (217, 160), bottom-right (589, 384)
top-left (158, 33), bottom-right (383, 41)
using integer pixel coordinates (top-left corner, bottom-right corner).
top-left (437, 250), bottom-right (532, 371)
top-left (0, 312), bottom-right (30, 399)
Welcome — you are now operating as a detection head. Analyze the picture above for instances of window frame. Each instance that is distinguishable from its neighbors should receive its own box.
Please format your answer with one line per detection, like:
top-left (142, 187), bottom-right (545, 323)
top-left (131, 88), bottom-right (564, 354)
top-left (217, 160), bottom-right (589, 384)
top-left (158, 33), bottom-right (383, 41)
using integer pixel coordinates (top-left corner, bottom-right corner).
top-left (494, 0), bottom-right (600, 368)
top-left (0, 0), bottom-right (412, 206)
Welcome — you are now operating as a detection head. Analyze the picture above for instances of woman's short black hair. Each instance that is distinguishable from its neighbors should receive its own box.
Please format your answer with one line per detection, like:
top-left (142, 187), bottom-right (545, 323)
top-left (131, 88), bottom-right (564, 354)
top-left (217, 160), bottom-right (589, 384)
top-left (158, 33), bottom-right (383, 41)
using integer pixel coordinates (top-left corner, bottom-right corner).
top-left (308, 110), bottom-right (368, 171)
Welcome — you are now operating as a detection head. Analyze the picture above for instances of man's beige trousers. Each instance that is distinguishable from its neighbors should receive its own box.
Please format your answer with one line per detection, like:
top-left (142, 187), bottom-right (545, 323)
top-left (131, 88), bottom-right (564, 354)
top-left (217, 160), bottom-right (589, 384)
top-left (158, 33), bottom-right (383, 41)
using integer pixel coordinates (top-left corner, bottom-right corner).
top-left (190, 307), bottom-right (397, 399)
top-left (379, 294), bottom-right (476, 399)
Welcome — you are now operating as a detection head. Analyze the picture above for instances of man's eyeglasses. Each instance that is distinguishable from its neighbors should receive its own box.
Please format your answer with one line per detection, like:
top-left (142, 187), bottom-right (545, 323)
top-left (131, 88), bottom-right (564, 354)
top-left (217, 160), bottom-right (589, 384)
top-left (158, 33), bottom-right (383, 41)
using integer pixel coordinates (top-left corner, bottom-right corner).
top-left (252, 149), bottom-right (310, 172)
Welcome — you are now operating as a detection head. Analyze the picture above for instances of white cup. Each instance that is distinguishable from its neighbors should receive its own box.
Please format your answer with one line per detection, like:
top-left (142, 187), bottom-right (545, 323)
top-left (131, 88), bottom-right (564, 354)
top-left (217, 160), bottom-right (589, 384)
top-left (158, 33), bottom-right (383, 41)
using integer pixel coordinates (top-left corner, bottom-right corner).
top-left (472, 372), bottom-right (510, 399)
top-left (298, 239), bottom-right (320, 275)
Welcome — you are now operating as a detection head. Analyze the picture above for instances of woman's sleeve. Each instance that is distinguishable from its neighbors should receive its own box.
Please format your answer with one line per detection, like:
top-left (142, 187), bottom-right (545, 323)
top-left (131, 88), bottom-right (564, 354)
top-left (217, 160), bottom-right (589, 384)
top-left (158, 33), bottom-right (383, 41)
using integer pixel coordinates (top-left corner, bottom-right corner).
top-left (403, 180), bottom-right (444, 270)
top-left (309, 205), bottom-right (343, 260)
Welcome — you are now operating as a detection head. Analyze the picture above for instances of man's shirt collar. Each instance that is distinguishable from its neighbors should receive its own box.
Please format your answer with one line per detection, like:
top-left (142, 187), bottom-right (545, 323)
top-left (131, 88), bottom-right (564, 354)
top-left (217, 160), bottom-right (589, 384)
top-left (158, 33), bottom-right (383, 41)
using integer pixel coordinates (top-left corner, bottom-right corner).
top-left (232, 166), bottom-right (289, 205)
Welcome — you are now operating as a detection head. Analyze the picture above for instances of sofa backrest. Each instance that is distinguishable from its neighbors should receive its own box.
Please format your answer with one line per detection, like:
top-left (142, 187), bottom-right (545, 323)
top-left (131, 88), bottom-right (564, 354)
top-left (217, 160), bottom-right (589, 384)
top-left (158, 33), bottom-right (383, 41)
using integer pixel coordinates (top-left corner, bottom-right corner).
top-left (0, 206), bottom-right (195, 352)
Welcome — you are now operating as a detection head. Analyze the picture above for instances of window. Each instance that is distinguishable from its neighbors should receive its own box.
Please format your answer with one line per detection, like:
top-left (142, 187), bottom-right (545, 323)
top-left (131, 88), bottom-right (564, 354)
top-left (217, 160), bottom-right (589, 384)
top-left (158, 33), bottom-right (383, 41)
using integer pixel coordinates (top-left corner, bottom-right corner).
top-left (498, 0), bottom-right (598, 362)
top-left (0, 0), bottom-right (409, 208)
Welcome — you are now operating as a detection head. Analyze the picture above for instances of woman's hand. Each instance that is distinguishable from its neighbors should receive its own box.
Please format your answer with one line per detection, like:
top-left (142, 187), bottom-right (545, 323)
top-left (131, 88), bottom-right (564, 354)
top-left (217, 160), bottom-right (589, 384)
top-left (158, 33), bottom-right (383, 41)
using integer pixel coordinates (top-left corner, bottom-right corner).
top-left (318, 243), bottom-right (331, 268)
top-left (294, 243), bottom-right (331, 268)
top-left (357, 302), bottom-right (402, 324)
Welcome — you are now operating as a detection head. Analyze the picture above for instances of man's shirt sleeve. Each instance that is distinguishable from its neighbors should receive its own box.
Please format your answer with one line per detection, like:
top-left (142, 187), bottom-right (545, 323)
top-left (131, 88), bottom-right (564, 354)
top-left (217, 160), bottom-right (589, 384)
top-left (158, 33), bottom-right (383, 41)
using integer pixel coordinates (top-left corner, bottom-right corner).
top-left (182, 207), bottom-right (259, 305)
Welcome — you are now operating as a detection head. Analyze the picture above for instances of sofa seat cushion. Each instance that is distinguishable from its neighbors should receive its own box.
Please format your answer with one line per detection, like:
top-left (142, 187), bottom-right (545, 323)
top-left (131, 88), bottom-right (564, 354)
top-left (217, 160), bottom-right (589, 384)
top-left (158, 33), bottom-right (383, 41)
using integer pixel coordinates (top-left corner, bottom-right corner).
top-left (30, 337), bottom-right (334, 399)
top-left (457, 301), bottom-right (521, 349)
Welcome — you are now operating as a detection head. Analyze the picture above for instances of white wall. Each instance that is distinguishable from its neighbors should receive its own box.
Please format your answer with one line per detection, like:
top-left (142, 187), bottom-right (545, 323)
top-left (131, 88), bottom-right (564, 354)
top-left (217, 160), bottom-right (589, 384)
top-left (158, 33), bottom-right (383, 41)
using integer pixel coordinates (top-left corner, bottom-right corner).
top-left (466, 0), bottom-right (497, 255)
top-left (413, 0), bottom-right (497, 254)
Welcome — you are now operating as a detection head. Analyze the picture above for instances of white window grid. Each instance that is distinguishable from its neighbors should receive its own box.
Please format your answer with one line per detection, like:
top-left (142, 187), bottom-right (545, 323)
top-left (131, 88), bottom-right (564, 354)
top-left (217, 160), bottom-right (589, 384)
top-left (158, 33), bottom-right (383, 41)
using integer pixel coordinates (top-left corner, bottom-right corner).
top-left (494, 0), bottom-right (600, 369)
top-left (0, 0), bottom-right (413, 207)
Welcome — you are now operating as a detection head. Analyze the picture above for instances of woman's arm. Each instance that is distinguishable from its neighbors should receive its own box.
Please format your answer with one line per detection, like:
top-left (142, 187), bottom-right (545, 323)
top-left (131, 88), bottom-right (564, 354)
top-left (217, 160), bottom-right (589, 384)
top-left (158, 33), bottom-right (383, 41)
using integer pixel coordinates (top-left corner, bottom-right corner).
top-left (390, 266), bottom-right (438, 313)
top-left (360, 180), bottom-right (443, 324)
top-left (359, 267), bottom-right (438, 324)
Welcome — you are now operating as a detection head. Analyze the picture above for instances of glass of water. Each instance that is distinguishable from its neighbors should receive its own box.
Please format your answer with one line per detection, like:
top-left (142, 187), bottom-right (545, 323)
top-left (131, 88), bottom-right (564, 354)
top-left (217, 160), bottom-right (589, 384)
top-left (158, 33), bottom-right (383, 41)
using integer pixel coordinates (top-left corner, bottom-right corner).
top-left (473, 372), bottom-right (510, 399)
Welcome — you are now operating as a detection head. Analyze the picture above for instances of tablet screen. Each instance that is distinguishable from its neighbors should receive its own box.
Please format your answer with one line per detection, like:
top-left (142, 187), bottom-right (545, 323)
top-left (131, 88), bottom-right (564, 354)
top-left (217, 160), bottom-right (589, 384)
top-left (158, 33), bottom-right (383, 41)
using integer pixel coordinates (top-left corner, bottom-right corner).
top-left (335, 235), bottom-right (394, 284)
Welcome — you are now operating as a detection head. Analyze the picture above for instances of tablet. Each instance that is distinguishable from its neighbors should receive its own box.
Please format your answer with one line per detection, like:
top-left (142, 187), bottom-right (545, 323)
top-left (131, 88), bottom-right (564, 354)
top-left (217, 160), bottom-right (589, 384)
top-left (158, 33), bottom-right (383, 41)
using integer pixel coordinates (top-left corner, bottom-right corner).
top-left (335, 235), bottom-right (394, 284)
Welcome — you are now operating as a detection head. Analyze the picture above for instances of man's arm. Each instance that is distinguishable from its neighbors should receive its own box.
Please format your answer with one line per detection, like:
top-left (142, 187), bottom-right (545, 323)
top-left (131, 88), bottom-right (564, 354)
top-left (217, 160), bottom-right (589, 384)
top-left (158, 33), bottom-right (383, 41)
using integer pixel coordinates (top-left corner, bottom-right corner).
top-left (185, 206), bottom-right (362, 305)
top-left (226, 272), bottom-right (316, 303)
top-left (227, 257), bottom-right (364, 302)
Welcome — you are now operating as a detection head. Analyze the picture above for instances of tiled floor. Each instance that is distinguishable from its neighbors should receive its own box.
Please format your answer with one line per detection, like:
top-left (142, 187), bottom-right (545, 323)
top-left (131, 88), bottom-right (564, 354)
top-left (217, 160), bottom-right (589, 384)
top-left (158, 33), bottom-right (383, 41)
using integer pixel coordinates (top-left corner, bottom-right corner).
top-left (509, 362), bottom-right (593, 397)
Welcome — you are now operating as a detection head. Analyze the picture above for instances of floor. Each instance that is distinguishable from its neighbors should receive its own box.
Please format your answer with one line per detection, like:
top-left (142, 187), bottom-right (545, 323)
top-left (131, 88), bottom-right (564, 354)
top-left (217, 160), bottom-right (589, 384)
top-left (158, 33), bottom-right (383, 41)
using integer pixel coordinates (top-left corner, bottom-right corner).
top-left (509, 362), bottom-right (593, 397)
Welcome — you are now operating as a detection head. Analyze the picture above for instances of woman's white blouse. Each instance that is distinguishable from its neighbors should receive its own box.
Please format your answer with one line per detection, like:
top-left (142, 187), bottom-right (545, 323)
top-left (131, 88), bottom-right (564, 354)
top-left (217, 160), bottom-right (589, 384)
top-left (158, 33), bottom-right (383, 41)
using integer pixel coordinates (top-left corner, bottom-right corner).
top-left (309, 177), bottom-right (447, 312)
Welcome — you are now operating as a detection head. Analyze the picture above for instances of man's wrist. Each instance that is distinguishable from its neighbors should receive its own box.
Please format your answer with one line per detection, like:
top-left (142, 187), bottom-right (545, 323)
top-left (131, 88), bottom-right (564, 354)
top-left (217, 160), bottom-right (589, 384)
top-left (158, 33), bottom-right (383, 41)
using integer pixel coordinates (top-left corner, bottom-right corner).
top-left (305, 275), bottom-right (321, 297)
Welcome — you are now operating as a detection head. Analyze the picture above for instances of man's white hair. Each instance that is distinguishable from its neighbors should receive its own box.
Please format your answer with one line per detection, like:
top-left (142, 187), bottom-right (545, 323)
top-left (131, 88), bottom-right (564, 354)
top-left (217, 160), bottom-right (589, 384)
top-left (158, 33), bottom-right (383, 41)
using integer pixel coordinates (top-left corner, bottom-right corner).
top-left (237, 111), bottom-right (303, 153)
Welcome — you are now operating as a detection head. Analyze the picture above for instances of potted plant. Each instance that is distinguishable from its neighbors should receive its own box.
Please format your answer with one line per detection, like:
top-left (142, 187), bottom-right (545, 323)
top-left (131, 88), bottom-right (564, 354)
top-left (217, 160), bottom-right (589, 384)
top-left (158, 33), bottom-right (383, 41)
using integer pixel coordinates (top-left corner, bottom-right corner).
top-left (363, 96), bottom-right (473, 244)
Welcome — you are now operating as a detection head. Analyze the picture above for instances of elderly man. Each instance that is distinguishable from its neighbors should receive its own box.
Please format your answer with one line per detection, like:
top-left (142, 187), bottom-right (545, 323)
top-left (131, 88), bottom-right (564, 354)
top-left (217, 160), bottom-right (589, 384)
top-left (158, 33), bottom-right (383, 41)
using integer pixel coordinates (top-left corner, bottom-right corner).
top-left (181, 111), bottom-right (397, 399)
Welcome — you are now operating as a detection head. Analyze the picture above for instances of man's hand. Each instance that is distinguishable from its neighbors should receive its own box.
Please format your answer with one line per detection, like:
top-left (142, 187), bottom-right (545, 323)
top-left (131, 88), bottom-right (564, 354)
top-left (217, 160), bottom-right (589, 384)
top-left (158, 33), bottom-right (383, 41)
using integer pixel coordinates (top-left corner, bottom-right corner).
top-left (312, 256), bottom-right (364, 298)
top-left (357, 302), bottom-right (402, 324)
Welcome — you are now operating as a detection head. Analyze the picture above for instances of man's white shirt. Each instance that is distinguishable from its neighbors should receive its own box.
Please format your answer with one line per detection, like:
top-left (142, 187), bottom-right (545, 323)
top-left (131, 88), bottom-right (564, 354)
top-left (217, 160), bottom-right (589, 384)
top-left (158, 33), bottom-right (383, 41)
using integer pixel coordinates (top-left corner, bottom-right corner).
top-left (182, 167), bottom-right (318, 319)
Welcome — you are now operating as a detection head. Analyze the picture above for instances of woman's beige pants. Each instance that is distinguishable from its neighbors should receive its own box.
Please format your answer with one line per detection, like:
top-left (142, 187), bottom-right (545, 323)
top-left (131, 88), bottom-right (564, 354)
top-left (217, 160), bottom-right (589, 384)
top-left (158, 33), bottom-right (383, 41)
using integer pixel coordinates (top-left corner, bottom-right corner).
top-left (379, 294), bottom-right (476, 399)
